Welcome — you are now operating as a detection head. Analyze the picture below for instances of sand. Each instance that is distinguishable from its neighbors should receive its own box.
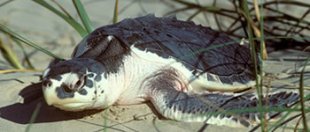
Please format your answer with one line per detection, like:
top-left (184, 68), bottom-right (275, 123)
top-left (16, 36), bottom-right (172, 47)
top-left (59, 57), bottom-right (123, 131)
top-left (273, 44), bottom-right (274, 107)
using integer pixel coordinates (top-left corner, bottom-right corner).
top-left (0, 1), bottom-right (309, 132)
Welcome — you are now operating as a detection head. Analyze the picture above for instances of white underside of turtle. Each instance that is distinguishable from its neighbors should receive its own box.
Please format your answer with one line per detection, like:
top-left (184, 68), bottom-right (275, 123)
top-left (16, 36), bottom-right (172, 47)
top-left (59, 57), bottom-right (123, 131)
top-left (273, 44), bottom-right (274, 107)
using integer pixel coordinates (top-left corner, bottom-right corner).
top-left (41, 15), bottom-right (300, 128)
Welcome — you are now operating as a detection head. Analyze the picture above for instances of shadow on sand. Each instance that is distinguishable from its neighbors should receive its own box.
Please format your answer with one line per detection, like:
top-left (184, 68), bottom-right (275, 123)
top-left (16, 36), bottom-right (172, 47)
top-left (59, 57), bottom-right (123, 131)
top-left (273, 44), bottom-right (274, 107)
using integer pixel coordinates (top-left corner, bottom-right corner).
top-left (0, 82), bottom-right (102, 124)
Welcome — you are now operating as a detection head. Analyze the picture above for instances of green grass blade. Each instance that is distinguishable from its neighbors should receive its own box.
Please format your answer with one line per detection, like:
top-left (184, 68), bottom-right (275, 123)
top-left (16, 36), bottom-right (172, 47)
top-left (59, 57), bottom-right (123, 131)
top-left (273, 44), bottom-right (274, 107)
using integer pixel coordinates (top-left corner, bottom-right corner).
top-left (258, 0), bottom-right (267, 130)
top-left (32, 0), bottom-right (87, 37)
top-left (113, 0), bottom-right (119, 24)
top-left (13, 38), bottom-right (35, 69)
top-left (241, 0), bottom-right (265, 130)
top-left (25, 103), bottom-right (41, 132)
top-left (72, 0), bottom-right (93, 34)
top-left (299, 56), bottom-right (310, 131)
top-left (0, 24), bottom-right (62, 59)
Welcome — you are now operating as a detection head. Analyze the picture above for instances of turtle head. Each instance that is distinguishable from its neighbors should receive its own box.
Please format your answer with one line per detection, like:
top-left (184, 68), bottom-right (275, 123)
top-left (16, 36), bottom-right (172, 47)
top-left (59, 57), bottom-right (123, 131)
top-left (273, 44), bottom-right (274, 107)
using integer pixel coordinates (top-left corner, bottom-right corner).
top-left (42, 58), bottom-right (107, 111)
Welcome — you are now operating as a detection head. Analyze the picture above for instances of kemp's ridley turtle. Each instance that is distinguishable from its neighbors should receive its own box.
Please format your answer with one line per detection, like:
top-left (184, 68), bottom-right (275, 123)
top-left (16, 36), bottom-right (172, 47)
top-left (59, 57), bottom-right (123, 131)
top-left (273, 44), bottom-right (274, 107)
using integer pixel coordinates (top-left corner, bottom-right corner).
top-left (42, 15), bottom-right (299, 127)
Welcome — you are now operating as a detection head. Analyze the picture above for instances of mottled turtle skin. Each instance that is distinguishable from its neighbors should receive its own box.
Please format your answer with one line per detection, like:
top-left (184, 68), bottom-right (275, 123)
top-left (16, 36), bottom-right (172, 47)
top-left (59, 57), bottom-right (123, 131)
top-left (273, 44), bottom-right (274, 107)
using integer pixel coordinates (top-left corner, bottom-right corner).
top-left (42, 15), bottom-right (299, 128)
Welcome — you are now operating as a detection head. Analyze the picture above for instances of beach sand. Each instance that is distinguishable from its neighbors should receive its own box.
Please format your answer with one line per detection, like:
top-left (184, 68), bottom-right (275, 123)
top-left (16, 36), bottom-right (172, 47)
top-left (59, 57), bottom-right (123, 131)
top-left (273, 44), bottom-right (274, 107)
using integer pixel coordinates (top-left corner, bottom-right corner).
top-left (0, 1), bottom-right (309, 131)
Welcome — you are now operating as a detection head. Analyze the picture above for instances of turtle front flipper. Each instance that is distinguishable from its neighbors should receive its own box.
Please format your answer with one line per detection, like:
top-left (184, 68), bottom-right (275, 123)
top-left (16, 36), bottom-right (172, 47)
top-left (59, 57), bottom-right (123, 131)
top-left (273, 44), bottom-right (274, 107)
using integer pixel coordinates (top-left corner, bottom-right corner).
top-left (72, 35), bottom-right (130, 74)
top-left (146, 68), bottom-right (299, 128)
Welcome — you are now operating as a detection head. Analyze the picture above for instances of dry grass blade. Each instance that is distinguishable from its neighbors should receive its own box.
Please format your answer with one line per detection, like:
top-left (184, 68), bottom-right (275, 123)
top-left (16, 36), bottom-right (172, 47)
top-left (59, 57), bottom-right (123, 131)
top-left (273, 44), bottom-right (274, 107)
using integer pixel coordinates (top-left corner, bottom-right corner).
top-left (294, 116), bottom-right (303, 131)
top-left (51, 0), bottom-right (73, 18)
top-left (298, 57), bottom-right (310, 131)
top-left (263, 7), bottom-right (310, 26)
top-left (173, 0), bottom-right (235, 13)
top-left (113, 0), bottom-right (119, 24)
top-left (241, 0), bottom-right (266, 130)
top-left (250, 114), bottom-right (298, 132)
top-left (253, 0), bottom-right (260, 21)
top-left (211, 0), bottom-right (222, 31)
top-left (0, 69), bottom-right (40, 74)
top-left (164, 6), bottom-right (195, 16)
top-left (285, 8), bottom-right (310, 36)
top-left (263, 1), bottom-right (310, 8)
top-left (254, 0), bottom-right (267, 60)
top-left (0, 0), bottom-right (14, 7)
top-left (186, 9), bottom-right (201, 21)
top-left (168, 0), bottom-right (309, 52)
top-left (0, 37), bottom-right (24, 69)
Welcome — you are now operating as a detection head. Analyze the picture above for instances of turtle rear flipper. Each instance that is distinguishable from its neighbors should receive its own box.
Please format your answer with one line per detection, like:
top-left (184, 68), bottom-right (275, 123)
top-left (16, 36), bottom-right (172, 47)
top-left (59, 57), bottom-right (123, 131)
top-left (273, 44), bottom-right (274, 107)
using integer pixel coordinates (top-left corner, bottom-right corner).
top-left (147, 68), bottom-right (299, 128)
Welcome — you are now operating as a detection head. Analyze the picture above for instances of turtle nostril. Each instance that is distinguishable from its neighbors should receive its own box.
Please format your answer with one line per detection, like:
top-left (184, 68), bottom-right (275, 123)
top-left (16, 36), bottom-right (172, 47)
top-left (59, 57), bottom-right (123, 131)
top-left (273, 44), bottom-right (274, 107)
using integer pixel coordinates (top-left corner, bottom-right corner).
top-left (62, 84), bottom-right (73, 93)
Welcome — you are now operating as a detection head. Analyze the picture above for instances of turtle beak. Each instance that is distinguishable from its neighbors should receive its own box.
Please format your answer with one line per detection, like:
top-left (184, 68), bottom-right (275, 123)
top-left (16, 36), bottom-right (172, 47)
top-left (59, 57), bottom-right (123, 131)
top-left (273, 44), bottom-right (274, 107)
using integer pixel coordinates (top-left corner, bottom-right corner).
top-left (43, 88), bottom-right (54, 106)
top-left (45, 98), bottom-right (53, 106)
top-left (42, 83), bottom-right (58, 106)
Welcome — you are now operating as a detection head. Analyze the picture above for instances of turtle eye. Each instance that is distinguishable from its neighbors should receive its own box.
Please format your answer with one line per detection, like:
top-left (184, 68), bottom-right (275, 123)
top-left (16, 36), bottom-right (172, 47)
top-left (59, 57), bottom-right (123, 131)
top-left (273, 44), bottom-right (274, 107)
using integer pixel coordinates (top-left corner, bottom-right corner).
top-left (75, 80), bottom-right (82, 87)
top-left (42, 79), bottom-right (52, 87)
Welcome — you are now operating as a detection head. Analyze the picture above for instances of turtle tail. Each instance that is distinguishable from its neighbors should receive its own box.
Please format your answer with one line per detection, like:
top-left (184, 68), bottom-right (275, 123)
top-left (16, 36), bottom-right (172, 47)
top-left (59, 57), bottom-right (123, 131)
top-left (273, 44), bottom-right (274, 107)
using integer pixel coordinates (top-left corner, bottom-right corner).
top-left (149, 89), bottom-right (300, 128)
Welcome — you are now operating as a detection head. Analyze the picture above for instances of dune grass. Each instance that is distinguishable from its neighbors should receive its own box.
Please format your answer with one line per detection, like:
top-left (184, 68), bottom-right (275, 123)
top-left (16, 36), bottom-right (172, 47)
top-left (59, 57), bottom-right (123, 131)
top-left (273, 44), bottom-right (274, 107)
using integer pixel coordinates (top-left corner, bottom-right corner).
top-left (0, 0), bottom-right (309, 132)
top-left (32, 0), bottom-right (89, 37)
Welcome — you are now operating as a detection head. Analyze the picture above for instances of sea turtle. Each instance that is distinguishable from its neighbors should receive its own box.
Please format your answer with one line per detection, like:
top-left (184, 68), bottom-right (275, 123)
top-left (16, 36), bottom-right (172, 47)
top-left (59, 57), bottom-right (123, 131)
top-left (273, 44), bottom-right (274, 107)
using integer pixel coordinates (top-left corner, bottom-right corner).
top-left (41, 15), bottom-right (299, 128)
